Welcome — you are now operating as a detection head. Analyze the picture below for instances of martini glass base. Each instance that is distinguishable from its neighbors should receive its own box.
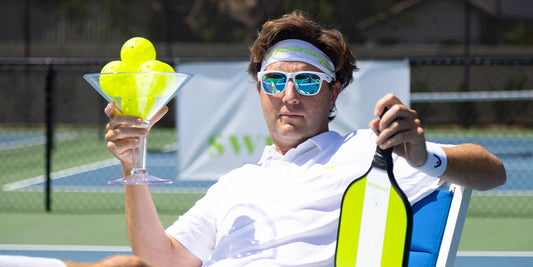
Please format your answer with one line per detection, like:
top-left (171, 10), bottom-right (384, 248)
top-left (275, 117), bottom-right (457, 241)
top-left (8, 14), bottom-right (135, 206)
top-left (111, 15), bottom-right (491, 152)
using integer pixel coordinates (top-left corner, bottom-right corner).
top-left (107, 172), bottom-right (173, 185)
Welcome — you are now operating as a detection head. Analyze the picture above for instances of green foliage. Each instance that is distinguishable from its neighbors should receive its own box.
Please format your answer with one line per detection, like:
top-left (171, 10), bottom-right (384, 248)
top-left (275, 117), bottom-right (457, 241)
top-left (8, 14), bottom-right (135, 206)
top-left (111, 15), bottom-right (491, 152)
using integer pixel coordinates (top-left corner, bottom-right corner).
top-left (503, 22), bottom-right (533, 45)
top-left (37, 0), bottom-right (159, 41)
top-left (34, 0), bottom-right (404, 43)
top-left (186, 1), bottom-right (247, 42)
top-left (25, 0), bottom-right (533, 45)
top-left (39, 0), bottom-right (92, 21)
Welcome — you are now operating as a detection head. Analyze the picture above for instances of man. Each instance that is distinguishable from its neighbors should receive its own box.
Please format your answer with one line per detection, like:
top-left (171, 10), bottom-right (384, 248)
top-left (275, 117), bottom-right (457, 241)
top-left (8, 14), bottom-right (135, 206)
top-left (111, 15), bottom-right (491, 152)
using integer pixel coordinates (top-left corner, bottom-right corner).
top-left (104, 11), bottom-right (506, 266)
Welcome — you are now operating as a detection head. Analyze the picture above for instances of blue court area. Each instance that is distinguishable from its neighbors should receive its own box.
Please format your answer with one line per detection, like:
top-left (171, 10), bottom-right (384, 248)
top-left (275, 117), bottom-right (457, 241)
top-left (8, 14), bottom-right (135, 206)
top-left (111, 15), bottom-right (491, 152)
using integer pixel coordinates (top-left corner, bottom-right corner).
top-left (433, 136), bottom-right (533, 194)
top-left (0, 245), bottom-right (133, 262)
top-left (2, 152), bottom-right (215, 193)
top-left (2, 245), bottom-right (533, 266)
top-left (3, 135), bottom-right (532, 194)
top-left (455, 252), bottom-right (533, 266)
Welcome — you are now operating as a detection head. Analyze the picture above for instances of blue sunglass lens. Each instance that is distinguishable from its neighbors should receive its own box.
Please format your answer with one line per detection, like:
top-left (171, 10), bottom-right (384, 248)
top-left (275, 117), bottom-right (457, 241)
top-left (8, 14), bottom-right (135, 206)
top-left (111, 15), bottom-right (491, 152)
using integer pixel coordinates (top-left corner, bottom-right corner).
top-left (295, 73), bottom-right (321, 95)
top-left (262, 73), bottom-right (287, 94)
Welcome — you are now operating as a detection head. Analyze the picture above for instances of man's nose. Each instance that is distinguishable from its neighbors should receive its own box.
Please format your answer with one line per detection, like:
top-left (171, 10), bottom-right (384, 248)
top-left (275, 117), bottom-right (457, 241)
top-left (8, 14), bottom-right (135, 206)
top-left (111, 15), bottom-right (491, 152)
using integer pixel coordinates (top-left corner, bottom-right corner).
top-left (282, 79), bottom-right (300, 104)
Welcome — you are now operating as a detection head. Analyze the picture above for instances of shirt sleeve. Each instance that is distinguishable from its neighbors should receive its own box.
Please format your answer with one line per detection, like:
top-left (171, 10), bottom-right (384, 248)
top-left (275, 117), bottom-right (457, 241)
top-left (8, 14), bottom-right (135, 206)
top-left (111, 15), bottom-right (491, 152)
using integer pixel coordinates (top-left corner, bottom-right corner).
top-left (0, 255), bottom-right (67, 267)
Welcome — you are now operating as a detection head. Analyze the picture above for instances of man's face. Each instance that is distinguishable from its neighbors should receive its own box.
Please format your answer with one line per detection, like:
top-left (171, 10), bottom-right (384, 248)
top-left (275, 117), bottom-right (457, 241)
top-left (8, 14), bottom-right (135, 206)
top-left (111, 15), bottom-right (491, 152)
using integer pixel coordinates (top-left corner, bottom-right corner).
top-left (257, 61), bottom-right (341, 154)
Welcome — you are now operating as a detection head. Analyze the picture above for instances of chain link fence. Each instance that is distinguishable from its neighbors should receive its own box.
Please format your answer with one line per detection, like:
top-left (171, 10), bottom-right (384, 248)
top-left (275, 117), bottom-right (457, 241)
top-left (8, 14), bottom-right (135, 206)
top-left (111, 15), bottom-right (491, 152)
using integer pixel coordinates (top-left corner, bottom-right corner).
top-left (1, 57), bottom-right (532, 217)
top-left (409, 57), bottom-right (533, 218)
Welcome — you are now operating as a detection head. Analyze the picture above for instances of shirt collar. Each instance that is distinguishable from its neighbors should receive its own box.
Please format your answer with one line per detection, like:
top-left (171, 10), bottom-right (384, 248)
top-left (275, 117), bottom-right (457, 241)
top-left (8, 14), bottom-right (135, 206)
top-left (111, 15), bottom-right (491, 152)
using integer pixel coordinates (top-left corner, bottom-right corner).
top-left (308, 131), bottom-right (342, 151)
top-left (258, 131), bottom-right (342, 165)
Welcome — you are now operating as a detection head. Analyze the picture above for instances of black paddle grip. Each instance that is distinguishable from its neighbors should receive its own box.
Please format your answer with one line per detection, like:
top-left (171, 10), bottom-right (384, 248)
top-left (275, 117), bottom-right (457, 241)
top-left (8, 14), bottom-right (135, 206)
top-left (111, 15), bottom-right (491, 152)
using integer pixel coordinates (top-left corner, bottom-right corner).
top-left (372, 106), bottom-right (393, 170)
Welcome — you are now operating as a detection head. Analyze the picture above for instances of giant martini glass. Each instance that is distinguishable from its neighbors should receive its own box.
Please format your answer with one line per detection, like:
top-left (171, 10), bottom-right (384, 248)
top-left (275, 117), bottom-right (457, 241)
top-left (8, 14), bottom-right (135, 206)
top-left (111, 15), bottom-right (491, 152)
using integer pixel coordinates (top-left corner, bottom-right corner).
top-left (83, 72), bottom-right (192, 184)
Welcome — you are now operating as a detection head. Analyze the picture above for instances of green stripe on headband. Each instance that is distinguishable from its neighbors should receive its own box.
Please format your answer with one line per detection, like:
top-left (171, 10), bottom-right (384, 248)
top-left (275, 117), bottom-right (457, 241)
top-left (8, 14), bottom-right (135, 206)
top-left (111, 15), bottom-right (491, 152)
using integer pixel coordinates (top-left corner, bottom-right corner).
top-left (261, 39), bottom-right (335, 76)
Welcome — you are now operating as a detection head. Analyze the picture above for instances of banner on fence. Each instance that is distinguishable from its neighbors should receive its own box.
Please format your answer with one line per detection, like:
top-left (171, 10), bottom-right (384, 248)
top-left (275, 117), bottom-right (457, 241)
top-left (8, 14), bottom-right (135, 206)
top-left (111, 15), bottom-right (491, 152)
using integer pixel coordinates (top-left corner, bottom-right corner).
top-left (176, 60), bottom-right (409, 181)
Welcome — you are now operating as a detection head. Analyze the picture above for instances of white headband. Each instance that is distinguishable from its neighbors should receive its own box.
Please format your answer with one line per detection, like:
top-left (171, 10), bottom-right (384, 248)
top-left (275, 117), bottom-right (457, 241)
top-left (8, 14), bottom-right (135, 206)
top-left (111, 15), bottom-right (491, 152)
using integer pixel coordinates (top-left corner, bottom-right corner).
top-left (260, 39), bottom-right (335, 78)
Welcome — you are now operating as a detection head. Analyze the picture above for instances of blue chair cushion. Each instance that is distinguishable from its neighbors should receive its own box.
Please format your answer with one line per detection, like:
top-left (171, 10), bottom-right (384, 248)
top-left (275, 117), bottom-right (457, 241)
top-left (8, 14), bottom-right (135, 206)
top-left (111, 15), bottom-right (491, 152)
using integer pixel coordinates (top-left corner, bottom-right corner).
top-left (408, 189), bottom-right (454, 266)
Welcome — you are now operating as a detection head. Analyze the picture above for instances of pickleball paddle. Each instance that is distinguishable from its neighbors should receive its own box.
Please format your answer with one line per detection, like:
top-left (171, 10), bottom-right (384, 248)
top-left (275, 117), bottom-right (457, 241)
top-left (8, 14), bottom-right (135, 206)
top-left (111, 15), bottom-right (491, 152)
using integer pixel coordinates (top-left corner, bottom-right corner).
top-left (336, 114), bottom-right (413, 266)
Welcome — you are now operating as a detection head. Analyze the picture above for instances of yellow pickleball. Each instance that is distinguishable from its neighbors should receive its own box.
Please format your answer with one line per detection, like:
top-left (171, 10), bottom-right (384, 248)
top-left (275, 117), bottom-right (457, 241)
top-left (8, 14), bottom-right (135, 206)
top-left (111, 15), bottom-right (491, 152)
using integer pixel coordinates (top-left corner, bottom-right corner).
top-left (121, 93), bottom-right (156, 119)
top-left (120, 37), bottom-right (156, 69)
top-left (100, 60), bottom-right (136, 97)
top-left (136, 60), bottom-right (176, 97)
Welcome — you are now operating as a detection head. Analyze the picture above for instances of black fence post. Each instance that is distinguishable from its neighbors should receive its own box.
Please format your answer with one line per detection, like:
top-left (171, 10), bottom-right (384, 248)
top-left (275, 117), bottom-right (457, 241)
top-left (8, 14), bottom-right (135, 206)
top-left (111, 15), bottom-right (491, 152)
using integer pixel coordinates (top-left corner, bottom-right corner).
top-left (461, 0), bottom-right (475, 128)
top-left (45, 61), bottom-right (55, 212)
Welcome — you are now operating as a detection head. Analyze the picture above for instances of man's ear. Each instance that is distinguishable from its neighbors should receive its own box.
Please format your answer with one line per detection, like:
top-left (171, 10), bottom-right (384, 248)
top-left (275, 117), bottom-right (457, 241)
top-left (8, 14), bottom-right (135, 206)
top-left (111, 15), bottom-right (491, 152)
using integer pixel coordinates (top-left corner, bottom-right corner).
top-left (330, 81), bottom-right (342, 106)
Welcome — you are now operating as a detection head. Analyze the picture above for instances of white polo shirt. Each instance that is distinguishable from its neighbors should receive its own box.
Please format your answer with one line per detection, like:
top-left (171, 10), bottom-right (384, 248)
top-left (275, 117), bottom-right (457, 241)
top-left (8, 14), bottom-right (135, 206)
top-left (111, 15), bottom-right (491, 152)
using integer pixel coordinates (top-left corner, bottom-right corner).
top-left (166, 129), bottom-right (442, 266)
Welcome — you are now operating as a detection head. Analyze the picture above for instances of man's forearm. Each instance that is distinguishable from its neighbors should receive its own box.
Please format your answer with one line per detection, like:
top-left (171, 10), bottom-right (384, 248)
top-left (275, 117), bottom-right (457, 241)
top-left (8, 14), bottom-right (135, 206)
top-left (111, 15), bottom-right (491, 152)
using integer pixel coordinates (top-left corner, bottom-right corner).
top-left (124, 185), bottom-right (174, 265)
top-left (441, 143), bottom-right (506, 190)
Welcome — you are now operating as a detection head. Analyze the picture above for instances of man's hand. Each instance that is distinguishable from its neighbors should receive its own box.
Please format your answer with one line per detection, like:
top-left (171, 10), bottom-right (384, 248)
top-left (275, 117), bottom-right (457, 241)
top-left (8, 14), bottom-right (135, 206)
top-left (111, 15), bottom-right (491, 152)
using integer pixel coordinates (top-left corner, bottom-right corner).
top-left (104, 102), bottom-right (168, 170)
top-left (369, 93), bottom-right (427, 167)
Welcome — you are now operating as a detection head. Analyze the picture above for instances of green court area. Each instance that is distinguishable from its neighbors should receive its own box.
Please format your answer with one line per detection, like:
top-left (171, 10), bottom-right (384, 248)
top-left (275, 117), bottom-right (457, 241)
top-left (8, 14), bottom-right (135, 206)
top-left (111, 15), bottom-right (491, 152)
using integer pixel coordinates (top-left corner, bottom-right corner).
top-left (1, 213), bottom-right (532, 252)
top-left (0, 126), bottom-right (200, 214)
top-left (0, 126), bottom-right (176, 187)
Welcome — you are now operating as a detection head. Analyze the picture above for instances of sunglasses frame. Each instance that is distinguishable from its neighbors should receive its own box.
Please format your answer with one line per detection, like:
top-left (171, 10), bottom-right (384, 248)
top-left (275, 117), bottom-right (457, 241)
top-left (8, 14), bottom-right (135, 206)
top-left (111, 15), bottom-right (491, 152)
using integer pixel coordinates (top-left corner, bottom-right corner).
top-left (257, 70), bottom-right (335, 96)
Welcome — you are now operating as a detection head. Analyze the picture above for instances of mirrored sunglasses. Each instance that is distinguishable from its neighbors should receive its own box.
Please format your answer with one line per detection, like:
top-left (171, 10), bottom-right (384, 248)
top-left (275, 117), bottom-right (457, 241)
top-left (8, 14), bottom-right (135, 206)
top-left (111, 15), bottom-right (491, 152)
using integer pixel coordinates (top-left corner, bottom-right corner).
top-left (257, 71), bottom-right (335, 96)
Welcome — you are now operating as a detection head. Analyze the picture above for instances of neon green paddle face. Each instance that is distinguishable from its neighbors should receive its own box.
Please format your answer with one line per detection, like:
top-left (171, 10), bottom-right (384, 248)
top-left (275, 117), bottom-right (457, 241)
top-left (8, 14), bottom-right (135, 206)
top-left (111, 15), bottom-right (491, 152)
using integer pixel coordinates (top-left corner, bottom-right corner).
top-left (336, 147), bottom-right (412, 267)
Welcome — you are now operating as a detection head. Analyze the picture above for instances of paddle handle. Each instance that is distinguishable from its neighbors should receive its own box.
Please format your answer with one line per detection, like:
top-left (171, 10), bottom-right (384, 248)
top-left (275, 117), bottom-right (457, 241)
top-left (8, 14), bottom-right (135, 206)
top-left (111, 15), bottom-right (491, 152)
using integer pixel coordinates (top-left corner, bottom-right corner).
top-left (373, 146), bottom-right (392, 170)
top-left (373, 106), bottom-right (393, 170)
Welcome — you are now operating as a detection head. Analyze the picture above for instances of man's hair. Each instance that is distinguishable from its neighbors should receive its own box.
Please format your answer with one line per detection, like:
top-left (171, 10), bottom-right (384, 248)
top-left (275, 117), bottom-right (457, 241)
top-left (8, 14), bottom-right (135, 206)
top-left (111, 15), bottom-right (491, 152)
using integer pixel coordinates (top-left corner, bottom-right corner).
top-left (248, 11), bottom-right (357, 90)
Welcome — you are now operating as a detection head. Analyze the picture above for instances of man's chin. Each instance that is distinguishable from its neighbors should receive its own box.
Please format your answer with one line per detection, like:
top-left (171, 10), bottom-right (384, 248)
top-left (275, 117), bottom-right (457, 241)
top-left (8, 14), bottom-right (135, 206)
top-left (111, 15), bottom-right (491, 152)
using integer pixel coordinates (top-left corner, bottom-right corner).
top-left (276, 127), bottom-right (311, 142)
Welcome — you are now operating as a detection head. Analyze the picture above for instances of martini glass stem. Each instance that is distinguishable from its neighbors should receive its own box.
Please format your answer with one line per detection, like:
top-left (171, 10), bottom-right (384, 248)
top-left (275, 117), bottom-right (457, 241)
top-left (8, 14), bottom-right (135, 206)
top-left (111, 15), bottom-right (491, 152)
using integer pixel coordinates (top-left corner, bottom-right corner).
top-left (131, 135), bottom-right (148, 176)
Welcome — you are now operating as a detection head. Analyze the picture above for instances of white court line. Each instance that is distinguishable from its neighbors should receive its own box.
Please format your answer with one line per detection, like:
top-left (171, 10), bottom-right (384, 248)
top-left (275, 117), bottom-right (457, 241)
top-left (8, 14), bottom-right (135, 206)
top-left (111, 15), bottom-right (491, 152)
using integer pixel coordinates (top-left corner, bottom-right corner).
top-left (2, 157), bottom-right (209, 194)
top-left (458, 251), bottom-right (533, 257)
top-left (2, 245), bottom-right (530, 258)
top-left (472, 190), bottom-right (533, 197)
top-left (0, 136), bottom-right (46, 150)
top-left (2, 158), bottom-right (120, 191)
top-left (0, 133), bottom-right (74, 151)
top-left (0, 244), bottom-right (131, 252)
top-left (2, 158), bottom-right (528, 195)
top-left (45, 186), bottom-right (209, 194)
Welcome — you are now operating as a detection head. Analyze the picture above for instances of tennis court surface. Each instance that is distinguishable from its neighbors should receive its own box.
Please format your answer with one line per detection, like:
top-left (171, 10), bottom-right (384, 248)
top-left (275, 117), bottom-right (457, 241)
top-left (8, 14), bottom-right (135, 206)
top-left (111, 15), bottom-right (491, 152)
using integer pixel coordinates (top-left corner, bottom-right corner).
top-left (2, 134), bottom-right (533, 194)
top-left (2, 130), bottom-right (533, 266)
top-left (2, 245), bottom-right (533, 266)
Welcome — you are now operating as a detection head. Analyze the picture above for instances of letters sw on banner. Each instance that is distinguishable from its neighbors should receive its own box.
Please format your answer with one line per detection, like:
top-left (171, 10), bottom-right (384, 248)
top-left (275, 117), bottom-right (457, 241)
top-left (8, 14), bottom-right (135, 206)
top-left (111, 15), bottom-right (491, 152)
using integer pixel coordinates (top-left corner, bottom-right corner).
top-left (176, 60), bottom-right (410, 181)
